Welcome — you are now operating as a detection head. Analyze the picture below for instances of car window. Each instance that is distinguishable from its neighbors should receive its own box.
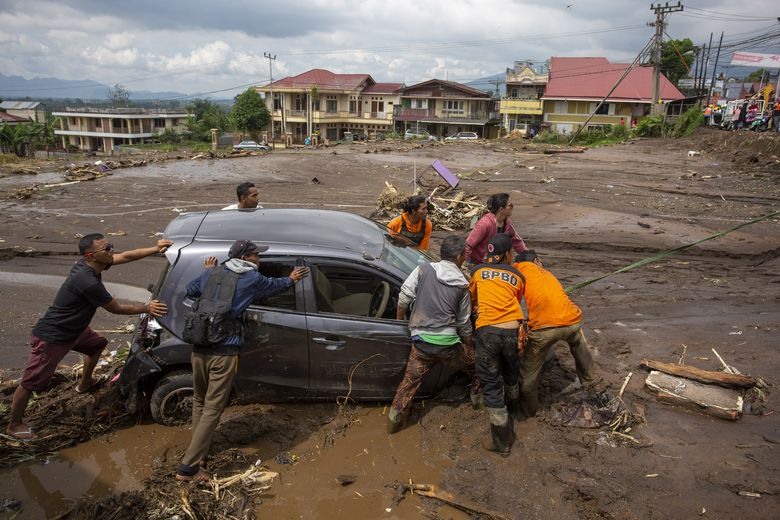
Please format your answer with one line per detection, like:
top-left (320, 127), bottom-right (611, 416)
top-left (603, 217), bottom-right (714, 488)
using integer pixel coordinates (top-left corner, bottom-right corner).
top-left (253, 261), bottom-right (297, 310)
top-left (379, 230), bottom-right (432, 274)
top-left (308, 263), bottom-right (400, 320)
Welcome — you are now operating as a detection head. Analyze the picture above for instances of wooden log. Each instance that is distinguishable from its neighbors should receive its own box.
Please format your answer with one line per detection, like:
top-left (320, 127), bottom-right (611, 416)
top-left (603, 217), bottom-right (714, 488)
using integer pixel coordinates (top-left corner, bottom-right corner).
top-left (542, 147), bottom-right (586, 154)
top-left (640, 358), bottom-right (756, 389)
top-left (645, 371), bottom-right (742, 421)
top-left (409, 484), bottom-right (515, 520)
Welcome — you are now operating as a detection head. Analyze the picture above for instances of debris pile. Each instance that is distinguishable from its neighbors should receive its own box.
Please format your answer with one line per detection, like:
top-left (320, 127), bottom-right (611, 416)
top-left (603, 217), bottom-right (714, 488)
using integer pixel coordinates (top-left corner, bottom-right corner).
top-left (0, 351), bottom-right (130, 467)
top-left (372, 182), bottom-right (484, 231)
top-left (59, 449), bottom-right (278, 520)
top-left (639, 349), bottom-right (769, 421)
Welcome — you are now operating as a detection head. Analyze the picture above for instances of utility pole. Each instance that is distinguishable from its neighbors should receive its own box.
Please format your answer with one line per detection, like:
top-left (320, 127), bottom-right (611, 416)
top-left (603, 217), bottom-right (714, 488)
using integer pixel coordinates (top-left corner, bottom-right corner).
top-left (695, 43), bottom-right (706, 97)
top-left (264, 52), bottom-right (277, 149)
top-left (707, 32), bottom-right (724, 105)
top-left (701, 33), bottom-right (713, 97)
top-left (650, 2), bottom-right (684, 114)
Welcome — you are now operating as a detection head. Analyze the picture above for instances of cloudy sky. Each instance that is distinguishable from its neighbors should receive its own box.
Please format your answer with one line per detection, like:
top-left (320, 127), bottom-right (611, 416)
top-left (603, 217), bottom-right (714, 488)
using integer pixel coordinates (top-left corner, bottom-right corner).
top-left (1, 0), bottom-right (778, 97)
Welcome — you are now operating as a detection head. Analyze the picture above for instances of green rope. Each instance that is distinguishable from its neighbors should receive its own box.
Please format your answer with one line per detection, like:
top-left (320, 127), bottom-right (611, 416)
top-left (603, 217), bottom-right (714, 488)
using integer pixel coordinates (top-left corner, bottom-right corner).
top-left (565, 209), bottom-right (780, 293)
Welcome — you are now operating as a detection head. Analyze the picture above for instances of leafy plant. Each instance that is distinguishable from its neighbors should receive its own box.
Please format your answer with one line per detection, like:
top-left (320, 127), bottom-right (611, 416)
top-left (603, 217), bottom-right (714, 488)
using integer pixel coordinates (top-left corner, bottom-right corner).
top-left (230, 88), bottom-right (270, 141)
top-left (671, 105), bottom-right (704, 137)
top-left (634, 115), bottom-right (664, 137)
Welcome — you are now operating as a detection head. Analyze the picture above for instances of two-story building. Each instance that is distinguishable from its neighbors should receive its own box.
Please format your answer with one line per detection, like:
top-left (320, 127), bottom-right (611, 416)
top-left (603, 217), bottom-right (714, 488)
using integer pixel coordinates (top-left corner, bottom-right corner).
top-left (542, 57), bottom-right (684, 134)
top-left (53, 107), bottom-right (191, 153)
top-left (499, 61), bottom-right (548, 131)
top-left (0, 101), bottom-right (46, 123)
top-left (258, 69), bottom-right (403, 143)
top-left (393, 79), bottom-right (500, 138)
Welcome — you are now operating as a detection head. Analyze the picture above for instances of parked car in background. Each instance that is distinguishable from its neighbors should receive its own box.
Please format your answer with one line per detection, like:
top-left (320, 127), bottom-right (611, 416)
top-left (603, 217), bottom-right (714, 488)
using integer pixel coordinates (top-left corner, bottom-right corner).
top-left (444, 132), bottom-right (479, 141)
top-left (233, 141), bottom-right (271, 151)
top-left (404, 129), bottom-right (437, 141)
top-left (118, 209), bottom-right (459, 425)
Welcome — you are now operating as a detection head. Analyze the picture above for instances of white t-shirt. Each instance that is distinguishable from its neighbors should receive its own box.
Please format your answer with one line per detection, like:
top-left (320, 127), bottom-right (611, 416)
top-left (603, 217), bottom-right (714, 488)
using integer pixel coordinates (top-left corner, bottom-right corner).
top-left (222, 203), bottom-right (263, 210)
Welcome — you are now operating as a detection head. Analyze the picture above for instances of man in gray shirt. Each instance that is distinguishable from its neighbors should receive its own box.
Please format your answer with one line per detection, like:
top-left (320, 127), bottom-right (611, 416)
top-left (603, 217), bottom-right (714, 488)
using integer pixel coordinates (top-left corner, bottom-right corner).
top-left (387, 235), bottom-right (482, 434)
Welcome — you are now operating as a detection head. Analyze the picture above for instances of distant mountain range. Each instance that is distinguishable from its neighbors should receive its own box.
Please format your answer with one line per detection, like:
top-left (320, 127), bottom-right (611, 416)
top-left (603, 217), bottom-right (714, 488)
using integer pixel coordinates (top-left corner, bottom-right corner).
top-left (0, 73), bottom-right (188, 100)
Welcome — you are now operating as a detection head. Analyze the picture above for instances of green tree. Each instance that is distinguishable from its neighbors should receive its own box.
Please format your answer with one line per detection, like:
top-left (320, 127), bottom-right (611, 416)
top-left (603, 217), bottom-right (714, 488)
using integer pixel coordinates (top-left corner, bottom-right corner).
top-left (229, 88), bottom-right (269, 140)
top-left (107, 83), bottom-right (130, 107)
top-left (745, 68), bottom-right (768, 82)
top-left (0, 123), bottom-right (37, 157)
top-left (186, 98), bottom-right (229, 141)
top-left (660, 38), bottom-right (696, 86)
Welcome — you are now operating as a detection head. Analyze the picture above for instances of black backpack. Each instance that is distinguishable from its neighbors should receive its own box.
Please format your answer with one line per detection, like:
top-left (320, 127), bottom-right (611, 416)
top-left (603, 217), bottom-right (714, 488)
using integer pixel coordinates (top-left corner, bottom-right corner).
top-left (182, 266), bottom-right (243, 347)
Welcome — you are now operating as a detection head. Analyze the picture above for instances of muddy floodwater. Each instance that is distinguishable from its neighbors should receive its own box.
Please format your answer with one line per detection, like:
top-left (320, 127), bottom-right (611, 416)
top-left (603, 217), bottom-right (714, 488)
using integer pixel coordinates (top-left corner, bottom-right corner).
top-left (0, 131), bottom-right (778, 519)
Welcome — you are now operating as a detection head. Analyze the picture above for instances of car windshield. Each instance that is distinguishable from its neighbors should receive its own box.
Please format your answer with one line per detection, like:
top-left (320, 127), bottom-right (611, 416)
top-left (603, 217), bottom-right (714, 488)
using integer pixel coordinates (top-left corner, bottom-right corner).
top-left (376, 224), bottom-right (433, 275)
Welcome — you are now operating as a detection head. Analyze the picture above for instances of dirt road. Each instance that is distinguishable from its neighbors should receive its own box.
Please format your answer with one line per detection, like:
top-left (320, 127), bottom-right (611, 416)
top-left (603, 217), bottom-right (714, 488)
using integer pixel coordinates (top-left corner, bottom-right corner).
top-left (0, 129), bottom-right (778, 518)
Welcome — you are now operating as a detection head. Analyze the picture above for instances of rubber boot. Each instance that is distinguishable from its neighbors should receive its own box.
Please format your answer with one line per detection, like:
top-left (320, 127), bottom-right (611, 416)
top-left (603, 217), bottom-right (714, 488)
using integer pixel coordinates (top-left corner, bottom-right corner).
top-left (387, 408), bottom-right (403, 435)
top-left (481, 407), bottom-right (512, 456)
top-left (470, 390), bottom-right (486, 410)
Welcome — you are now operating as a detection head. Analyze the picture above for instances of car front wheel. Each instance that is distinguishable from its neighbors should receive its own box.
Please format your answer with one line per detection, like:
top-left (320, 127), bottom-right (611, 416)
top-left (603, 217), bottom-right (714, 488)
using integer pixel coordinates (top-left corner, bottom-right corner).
top-left (150, 371), bottom-right (193, 426)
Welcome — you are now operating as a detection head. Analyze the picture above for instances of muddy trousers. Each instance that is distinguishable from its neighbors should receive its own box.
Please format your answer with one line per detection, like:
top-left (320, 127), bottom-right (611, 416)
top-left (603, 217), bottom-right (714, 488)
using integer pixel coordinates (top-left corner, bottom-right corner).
top-left (474, 326), bottom-right (520, 409)
top-left (519, 322), bottom-right (595, 416)
top-left (180, 352), bottom-right (238, 468)
top-left (390, 341), bottom-right (479, 416)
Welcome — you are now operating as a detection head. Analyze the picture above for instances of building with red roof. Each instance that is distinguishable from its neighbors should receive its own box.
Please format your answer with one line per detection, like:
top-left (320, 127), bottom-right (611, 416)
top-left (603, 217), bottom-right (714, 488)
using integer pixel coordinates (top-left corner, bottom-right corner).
top-left (393, 79), bottom-right (499, 138)
top-left (257, 69), bottom-right (404, 143)
top-left (542, 57), bottom-right (684, 133)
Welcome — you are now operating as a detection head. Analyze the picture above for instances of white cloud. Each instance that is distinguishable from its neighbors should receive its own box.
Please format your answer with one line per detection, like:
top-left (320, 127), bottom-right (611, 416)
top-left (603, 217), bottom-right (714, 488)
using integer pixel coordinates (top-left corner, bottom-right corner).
top-left (0, 0), bottom-right (776, 96)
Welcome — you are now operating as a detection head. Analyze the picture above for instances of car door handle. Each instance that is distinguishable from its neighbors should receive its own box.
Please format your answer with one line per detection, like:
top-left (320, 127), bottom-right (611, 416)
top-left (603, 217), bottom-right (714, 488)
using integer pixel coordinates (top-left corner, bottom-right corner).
top-left (312, 337), bottom-right (347, 350)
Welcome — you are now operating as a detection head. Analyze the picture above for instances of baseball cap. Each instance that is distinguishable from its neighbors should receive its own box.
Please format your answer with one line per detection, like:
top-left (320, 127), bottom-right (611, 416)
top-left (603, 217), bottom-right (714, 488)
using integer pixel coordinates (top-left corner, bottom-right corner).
top-left (487, 233), bottom-right (513, 258)
top-left (228, 239), bottom-right (269, 259)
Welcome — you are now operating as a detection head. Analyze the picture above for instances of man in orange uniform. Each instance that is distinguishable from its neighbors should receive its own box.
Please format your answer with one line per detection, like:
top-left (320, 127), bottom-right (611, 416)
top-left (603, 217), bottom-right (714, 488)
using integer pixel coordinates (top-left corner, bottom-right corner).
top-left (387, 195), bottom-right (432, 251)
top-left (513, 250), bottom-right (599, 416)
top-left (469, 234), bottom-right (525, 456)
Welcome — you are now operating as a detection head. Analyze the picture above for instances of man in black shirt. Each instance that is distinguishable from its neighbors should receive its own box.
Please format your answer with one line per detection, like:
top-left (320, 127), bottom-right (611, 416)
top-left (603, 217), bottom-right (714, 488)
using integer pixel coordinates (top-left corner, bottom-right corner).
top-left (6, 233), bottom-right (172, 441)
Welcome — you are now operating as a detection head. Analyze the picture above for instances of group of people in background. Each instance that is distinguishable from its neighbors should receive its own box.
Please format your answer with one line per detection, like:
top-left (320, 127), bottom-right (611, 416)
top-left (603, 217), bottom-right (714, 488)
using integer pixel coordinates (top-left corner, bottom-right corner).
top-left (388, 193), bottom-right (600, 456)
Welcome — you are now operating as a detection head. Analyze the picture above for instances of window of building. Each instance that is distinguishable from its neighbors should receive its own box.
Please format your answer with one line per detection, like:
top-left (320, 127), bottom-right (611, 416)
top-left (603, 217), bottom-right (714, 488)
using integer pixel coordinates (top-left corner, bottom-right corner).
top-left (326, 128), bottom-right (338, 141)
top-left (154, 118), bottom-right (166, 128)
top-left (411, 99), bottom-right (428, 109)
top-left (273, 93), bottom-right (282, 111)
top-left (595, 103), bottom-right (609, 115)
top-left (326, 100), bottom-right (337, 113)
top-left (349, 100), bottom-right (358, 113)
top-left (443, 100), bottom-right (464, 113)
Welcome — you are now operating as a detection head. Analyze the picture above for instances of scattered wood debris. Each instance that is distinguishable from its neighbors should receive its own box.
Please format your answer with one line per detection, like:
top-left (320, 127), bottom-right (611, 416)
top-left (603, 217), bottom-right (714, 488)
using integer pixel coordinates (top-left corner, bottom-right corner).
top-left (644, 371), bottom-right (743, 420)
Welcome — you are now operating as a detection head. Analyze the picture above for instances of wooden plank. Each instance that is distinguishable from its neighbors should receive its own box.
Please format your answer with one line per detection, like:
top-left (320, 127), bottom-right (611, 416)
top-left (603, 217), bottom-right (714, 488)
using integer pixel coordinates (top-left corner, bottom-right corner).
top-left (640, 358), bottom-right (756, 389)
top-left (645, 371), bottom-right (743, 421)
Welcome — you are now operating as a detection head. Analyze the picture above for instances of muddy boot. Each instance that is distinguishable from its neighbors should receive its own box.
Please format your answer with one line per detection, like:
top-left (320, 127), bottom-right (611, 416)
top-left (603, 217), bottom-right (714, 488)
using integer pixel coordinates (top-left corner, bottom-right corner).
top-left (387, 408), bottom-right (403, 435)
top-left (470, 390), bottom-right (486, 410)
top-left (481, 407), bottom-right (512, 456)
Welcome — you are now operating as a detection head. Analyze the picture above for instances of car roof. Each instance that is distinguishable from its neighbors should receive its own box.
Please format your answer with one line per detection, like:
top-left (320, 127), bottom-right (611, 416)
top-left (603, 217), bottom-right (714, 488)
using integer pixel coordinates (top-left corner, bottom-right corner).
top-left (168, 208), bottom-right (386, 259)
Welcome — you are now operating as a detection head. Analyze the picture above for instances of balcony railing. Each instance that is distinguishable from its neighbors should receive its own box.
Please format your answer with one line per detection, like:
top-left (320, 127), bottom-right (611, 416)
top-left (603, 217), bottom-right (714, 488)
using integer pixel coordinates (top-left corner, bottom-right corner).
top-left (393, 107), bottom-right (496, 122)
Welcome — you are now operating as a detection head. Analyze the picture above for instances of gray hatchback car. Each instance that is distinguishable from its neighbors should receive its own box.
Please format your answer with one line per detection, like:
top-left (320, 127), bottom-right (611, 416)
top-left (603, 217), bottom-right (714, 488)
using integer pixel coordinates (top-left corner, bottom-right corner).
top-left (119, 209), bottom-right (456, 424)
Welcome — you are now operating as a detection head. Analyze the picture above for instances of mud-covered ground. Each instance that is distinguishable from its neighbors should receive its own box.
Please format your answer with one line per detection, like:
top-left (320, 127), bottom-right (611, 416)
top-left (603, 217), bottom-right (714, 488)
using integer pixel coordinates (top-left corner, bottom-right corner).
top-left (0, 128), bottom-right (778, 519)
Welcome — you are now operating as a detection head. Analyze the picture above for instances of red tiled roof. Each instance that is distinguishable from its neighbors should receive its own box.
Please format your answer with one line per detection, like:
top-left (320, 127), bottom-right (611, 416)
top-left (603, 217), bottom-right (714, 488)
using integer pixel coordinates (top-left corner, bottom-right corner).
top-left (0, 111), bottom-right (29, 123)
top-left (543, 57), bottom-right (684, 102)
top-left (362, 82), bottom-right (404, 93)
top-left (268, 69), bottom-right (372, 90)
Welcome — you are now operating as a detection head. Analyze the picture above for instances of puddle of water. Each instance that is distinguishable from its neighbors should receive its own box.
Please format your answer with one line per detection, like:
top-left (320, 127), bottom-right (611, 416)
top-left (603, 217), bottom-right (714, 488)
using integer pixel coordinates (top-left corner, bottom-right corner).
top-left (262, 406), bottom-right (469, 519)
top-left (0, 406), bottom-right (469, 519)
top-left (0, 423), bottom-right (190, 519)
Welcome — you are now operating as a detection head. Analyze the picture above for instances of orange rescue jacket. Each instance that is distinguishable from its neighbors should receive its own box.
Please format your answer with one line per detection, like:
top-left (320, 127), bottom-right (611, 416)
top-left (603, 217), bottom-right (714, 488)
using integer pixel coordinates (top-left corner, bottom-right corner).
top-left (469, 263), bottom-right (525, 329)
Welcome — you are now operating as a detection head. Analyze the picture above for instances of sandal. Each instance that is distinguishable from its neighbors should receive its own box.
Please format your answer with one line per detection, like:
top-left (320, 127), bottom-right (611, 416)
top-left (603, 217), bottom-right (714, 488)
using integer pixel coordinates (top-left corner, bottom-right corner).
top-left (76, 374), bottom-right (108, 394)
top-left (175, 468), bottom-right (211, 483)
top-left (6, 428), bottom-right (37, 442)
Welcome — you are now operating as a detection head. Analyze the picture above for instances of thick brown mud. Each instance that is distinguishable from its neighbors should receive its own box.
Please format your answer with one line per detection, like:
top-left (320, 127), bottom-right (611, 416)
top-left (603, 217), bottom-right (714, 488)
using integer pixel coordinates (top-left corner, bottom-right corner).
top-left (0, 129), bottom-right (778, 518)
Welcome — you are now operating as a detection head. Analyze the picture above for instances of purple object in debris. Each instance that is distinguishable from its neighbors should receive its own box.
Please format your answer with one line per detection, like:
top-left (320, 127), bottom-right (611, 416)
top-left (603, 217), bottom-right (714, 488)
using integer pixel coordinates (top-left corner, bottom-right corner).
top-left (431, 160), bottom-right (459, 188)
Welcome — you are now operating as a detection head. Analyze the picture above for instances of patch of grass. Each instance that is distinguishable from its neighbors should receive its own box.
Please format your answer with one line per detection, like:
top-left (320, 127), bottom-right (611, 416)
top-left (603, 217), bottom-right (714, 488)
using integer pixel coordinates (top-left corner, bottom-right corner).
top-left (0, 153), bottom-right (19, 164)
top-left (671, 106), bottom-right (704, 137)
